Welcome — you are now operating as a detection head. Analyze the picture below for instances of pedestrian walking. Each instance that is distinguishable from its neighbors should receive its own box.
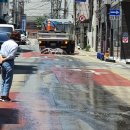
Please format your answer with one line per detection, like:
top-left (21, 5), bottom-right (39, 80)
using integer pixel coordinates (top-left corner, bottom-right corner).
top-left (0, 32), bottom-right (18, 102)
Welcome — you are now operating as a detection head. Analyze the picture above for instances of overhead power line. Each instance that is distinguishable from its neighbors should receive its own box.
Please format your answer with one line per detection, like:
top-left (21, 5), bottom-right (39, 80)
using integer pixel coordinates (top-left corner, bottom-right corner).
top-left (51, 0), bottom-right (62, 18)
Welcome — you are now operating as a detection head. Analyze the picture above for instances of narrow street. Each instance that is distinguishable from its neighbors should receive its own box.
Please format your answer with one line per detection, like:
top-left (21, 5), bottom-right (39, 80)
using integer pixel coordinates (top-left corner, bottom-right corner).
top-left (1, 39), bottom-right (130, 130)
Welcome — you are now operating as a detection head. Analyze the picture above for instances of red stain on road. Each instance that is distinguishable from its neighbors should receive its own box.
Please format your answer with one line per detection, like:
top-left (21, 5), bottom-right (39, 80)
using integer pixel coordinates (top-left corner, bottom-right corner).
top-left (0, 92), bottom-right (19, 108)
top-left (52, 67), bottom-right (91, 84)
top-left (0, 92), bottom-right (26, 129)
top-left (93, 69), bottom-right (130, 86)
top-left (21, 52), bottom-right (56, 59)
top-left (20, 52), bottom-right (40, 58)
top-left (52, 67), bottom-right (130, 86)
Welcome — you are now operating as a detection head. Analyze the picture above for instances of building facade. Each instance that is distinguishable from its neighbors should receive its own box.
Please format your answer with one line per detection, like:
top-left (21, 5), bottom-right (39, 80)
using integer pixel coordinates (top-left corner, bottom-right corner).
top-left (96, 0), bottom-right (111, 54)
top-left (110, 0), bottom-right (130, 60)
top-left (75, 0), bottom-right (130, 61)
top-left (95, 0), bottom-right (130, 61)
top-left (0, 0), bottom-right (9, 23)
top-left (0, 0), bottom-right (24, 29)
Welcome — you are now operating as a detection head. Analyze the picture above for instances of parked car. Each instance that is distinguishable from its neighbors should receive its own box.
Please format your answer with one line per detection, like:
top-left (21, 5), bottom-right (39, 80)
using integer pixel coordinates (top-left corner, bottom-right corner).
top-left (15, 29), bottom-right (27, 45)
top-left (0, 32), bottom-right (9, 48)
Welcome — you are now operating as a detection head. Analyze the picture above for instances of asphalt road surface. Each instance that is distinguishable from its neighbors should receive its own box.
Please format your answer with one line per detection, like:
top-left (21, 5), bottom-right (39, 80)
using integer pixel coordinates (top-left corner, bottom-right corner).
top-left (0, 39), bottom-right (130, 130)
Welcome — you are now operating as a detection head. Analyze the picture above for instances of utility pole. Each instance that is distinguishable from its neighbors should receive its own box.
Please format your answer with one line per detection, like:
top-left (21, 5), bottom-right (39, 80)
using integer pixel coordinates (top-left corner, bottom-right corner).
top-left (12, 0), bottom-right (17, 26)
top-left (51, 0), bottom-right (53, 18)
top-left (56, 0), bottom-right (59, 18)
top-left (51, 0), bottom-right (62, 19)
top-left (64, 0), bottom-right (67, 19)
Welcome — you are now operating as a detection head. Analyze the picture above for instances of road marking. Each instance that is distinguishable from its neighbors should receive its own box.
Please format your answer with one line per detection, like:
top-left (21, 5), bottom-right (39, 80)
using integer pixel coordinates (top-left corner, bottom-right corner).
top-left (89, 70), bottom-right (108, 75)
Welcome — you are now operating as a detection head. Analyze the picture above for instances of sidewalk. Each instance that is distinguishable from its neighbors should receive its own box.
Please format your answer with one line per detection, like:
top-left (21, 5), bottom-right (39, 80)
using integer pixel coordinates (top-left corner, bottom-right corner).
top-left (77, 48), bottom-right (130, 81)
top-left (78, 48), bottom-right (130, 65)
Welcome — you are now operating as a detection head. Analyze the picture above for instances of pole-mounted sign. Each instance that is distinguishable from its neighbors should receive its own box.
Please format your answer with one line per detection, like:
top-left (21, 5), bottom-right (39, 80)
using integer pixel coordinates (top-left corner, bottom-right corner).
top-left (122, 32), bottom-right (129, 43)
top-left (79, 15), bottom-right (86, 22)
top-left (109, 9), bottom-right (120, 16)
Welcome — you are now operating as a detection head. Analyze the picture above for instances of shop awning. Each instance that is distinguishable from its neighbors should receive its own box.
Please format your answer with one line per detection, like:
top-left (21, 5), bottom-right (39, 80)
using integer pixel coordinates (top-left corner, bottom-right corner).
top-left (0, 0), bottom-right (8, 2)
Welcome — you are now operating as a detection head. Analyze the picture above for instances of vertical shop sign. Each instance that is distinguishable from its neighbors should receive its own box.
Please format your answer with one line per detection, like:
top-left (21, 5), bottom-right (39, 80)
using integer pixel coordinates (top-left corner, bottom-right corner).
top-left (21, 14), bottom-right (26, 32)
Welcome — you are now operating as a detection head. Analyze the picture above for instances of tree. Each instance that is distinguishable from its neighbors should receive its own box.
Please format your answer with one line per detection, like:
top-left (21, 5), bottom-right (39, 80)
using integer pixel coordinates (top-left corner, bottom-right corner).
top-left (35, 15), bottom-right (48, 29)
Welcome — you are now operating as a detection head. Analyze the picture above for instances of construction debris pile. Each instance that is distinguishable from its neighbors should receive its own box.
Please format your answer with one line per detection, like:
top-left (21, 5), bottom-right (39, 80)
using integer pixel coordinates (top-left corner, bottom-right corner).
top-left (41, 48), bottom-right (67, 54)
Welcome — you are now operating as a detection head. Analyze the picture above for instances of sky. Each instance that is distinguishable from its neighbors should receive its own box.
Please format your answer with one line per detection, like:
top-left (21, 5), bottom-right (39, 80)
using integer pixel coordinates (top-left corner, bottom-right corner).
top-left (24, 0), bottom-right (51, 16)
top-left (24, 0), bottom-right (74, 22)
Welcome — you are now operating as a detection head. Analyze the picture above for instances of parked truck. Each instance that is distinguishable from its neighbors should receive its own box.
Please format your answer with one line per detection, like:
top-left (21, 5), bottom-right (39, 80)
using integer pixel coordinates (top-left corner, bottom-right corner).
top-left (0, 24), bottom-right (21, 45)
top-left (37, 19), bottom-right (75, 54)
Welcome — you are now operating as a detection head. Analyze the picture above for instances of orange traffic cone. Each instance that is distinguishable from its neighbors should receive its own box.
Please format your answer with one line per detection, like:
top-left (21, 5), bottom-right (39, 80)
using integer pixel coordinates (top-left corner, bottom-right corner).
top-left (47, 21), bottom-right (51, 31)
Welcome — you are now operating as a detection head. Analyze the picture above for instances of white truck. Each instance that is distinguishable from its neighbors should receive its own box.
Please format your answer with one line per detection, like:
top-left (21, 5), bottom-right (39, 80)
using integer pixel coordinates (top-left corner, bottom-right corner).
top-left (0, 24), bottom-right (21, 45)
top-left (37, 19), bottom-right (75, 54)
top-left (0, 24), bottom-right (14, 34)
